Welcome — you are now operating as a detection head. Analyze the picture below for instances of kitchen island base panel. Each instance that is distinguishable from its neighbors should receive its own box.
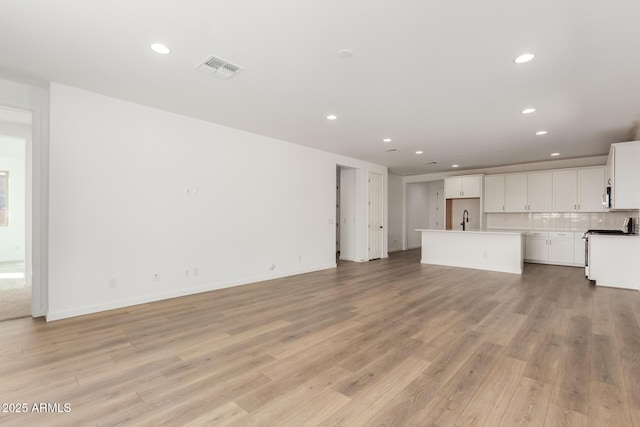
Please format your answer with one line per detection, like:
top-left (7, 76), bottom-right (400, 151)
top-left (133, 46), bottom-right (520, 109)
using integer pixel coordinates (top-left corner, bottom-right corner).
top-left (418, 229), bottom-right (524, 274)
top-left (588, 234), bottom-right (640, 290)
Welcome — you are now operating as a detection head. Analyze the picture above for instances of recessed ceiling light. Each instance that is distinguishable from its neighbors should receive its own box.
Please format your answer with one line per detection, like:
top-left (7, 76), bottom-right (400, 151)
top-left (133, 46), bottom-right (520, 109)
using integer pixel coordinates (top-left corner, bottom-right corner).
top-left (452, 164), bottom-right (459, 168)
top-left (415, 151), bottom-right (423, 155)
top-left (150, 43), bottom-right (171, 55)
top-left (514, 53), bottom-right (535, 64)
top-left (536, 130), bottom-right (548, 136)
top-left (337, 49), bottom-right (353, 59)
top-left (521, 108), bottom-right (536, 114)
top-left (383, 138), bottom-right (392, 143)
top-left (550, 152), bottom-right (560, 157)
top-left (326, 115), bottom-right (338, 120)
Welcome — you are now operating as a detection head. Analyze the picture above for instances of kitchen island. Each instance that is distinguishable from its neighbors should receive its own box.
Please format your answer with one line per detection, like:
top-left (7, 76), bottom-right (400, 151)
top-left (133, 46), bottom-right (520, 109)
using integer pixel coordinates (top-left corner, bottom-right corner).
top-left (417, 229), bottom-right (524, 274)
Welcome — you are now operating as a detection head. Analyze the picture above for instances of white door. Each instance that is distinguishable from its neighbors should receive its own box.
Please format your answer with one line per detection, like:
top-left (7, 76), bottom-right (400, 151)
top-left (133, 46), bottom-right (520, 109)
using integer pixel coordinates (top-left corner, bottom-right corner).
top-left (368, 172), bottom-right (384, 260)
top-left (429, 183), bottom-right (444, 229)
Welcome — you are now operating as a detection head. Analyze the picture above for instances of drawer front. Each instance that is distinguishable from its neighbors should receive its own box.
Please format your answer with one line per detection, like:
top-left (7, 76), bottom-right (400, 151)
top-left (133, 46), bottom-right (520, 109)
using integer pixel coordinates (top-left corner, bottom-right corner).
top-left (549, 231), bottom-right (573, 239)
top-left (526, 231), bottom-right (549, 238)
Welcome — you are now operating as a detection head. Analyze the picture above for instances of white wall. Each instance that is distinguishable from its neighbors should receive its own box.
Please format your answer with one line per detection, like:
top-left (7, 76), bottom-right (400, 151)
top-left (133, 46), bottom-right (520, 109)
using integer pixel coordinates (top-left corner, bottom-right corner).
top-left (47, 83), bottom-right (387, 320)
top-left (387, 173), bottom-right (403, 252)
top-left (0, 135), bottom-right (26, 262)
top-left (339, 168), bottom-right (356, 260)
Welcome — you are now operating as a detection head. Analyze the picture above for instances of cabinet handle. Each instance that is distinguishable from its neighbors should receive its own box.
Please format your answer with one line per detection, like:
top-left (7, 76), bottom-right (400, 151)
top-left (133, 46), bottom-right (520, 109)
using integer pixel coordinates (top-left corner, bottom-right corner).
top-left (578, 204), bottom-right (580, 210)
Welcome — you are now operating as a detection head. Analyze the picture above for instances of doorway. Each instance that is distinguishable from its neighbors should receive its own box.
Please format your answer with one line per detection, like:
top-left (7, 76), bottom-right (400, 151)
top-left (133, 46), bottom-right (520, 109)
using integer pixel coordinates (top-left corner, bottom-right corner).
top-left (337, 166), bottom-right (357, 262)
top-left (0, 106), bottom-right (30, 321)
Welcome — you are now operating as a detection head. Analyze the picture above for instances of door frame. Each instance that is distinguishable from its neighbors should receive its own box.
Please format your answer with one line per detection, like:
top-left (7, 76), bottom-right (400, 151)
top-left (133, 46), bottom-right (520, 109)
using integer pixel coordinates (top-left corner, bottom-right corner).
top-left (368, 172), bottom-right (384, 260)
top-left (0, 79), bottom-right (49, 318)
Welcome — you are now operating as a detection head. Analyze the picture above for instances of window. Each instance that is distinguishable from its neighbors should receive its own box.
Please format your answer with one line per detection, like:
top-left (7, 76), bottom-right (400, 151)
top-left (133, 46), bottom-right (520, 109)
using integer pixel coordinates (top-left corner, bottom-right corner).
top-left (0, 171), bottom-right (7, 226)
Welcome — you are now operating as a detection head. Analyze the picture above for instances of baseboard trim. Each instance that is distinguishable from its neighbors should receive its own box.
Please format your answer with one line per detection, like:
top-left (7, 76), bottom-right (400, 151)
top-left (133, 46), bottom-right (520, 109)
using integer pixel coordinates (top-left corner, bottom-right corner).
top-left (46, 263), bottom-right (337, 321)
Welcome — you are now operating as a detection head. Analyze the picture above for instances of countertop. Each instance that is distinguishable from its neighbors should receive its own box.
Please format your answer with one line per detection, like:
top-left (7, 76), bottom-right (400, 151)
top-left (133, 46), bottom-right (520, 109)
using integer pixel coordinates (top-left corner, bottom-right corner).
top-left (415, 229), bottom-right (524, 236)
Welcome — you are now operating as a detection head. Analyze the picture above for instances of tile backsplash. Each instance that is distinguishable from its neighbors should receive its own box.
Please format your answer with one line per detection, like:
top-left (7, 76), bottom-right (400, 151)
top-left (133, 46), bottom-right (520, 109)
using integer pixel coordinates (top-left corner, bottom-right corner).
top-left (486, 210), bottom-right (639, 232)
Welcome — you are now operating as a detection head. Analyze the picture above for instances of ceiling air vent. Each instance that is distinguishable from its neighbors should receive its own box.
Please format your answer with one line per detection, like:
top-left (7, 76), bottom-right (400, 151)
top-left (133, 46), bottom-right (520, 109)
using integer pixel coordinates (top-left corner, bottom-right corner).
top-left (196, 55), bottom-right (243, 79)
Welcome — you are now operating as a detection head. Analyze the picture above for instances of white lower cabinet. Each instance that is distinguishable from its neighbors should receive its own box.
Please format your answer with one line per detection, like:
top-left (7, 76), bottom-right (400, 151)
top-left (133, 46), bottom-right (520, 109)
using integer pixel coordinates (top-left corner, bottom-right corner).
top-left (548, 232), bottom-right (574, 264)
top-left (524, 231), bottom-right (580, 266)
top-left (524, 232), bottom-right (548, 262)
top-left (574, 233), bottom-right (585, 266)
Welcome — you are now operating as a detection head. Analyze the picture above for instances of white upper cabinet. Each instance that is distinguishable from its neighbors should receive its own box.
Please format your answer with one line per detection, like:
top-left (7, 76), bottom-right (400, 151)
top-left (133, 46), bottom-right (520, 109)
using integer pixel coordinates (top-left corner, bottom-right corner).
top-left (461, 176), bottom-right (481, 198)
top-left (504, 174), bottom-right (528, 212)
top-left (485, 167), bottom-right (605, 214)
top-left (503, 172), bottom-right (551, 212)
top-left (444, 175), bottom-right (482, 199)
top-left (609, 141), bottom-right (640, 210)
top-left (552, 170), bottom-right (578, 212)
top-left (484, 175), bottom-right (505, 212)
top-left (527, 172), bottom-right (552, 212)
top-left (577, 167), bottom-right (605, 212)
top-left (552, 167), bottom-right (605, 212)
top-left (444, 177), bottom-right (463, 199)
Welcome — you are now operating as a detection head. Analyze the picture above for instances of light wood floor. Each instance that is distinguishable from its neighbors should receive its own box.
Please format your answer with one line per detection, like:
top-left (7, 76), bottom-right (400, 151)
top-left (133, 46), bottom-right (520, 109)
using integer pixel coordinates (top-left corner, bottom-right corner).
top-left (1, 249), bottom-right (639, 426)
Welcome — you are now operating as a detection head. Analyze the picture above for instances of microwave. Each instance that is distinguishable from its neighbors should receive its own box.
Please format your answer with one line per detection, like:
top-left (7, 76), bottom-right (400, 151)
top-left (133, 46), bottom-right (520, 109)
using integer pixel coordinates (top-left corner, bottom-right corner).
top-left (603, 186), bottom-right (612, 209)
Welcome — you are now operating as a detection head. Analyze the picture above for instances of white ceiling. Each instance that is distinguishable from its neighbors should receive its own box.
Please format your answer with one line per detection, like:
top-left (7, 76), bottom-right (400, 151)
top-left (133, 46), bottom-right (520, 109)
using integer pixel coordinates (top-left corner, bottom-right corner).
top-left (1, 0), bottom-right (639, 174)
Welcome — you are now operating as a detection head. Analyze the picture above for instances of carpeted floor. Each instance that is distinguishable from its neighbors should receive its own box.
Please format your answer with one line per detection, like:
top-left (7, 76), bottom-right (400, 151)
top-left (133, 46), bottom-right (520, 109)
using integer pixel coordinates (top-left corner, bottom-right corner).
top-left (0, 285), bottom-right (31, 321)
top-left (0, 261), bottom-right (31, 321)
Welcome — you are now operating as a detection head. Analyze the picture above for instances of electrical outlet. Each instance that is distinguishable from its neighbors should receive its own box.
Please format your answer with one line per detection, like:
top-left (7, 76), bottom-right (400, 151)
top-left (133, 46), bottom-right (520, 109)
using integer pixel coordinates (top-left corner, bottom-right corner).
top-left (185, 269), bottom-right (190, 277)
top-left (298, 254), bottom-right (302, 261)
top-left (153, 273), bottom-right (160, 281)
top-left (193, 267), bottom-right (199, 276)
top-left (108, 278), bottom-right (117, 289)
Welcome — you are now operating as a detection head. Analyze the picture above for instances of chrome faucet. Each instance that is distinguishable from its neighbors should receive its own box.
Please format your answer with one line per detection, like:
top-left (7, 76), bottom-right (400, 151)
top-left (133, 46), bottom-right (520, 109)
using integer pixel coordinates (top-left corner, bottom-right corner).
top-left (461, 209), bottom-right (469, 231)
